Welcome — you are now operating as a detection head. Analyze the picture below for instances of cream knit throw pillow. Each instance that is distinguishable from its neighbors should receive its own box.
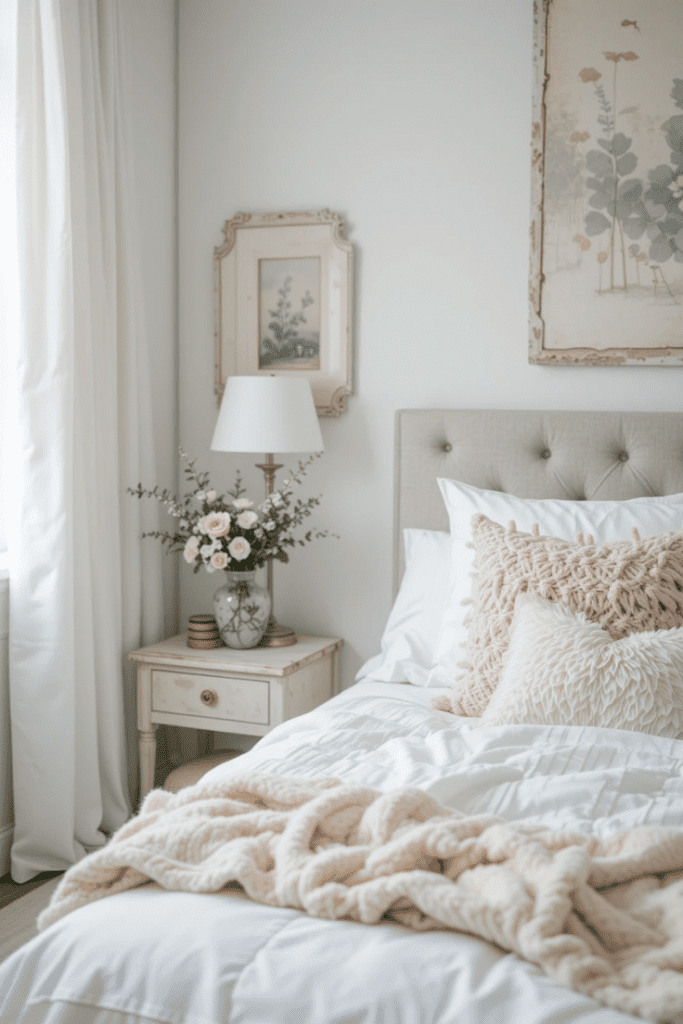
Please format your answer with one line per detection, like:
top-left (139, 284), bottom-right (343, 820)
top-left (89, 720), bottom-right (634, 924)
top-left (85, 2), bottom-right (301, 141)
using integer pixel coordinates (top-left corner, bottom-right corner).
top-left (433, 515), bottom-right (683, 718)
top-left (479, 593), bottom-right (683, 736)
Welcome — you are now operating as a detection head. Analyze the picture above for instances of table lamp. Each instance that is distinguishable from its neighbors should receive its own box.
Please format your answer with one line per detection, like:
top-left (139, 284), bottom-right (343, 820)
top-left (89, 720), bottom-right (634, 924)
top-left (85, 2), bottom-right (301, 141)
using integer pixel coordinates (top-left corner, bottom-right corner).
top-left (211, 375), bottom-right (324, 646)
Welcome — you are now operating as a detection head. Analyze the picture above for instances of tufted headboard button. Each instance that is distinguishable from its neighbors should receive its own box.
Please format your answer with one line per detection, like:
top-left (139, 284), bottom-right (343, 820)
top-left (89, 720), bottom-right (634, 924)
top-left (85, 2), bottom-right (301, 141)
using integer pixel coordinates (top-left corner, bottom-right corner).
top-left (540, 448), bottom-right (551, 459)
top-left (618, 451), bottom-right (629, 462)
top-left (441, 442), bottom-right (452, 453)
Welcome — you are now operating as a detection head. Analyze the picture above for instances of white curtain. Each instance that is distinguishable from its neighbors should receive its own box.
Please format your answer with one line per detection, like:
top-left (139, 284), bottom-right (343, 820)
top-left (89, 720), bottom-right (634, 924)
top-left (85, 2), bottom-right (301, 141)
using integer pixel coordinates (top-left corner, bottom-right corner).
top-left (7, 0), bottom-right (164, 882)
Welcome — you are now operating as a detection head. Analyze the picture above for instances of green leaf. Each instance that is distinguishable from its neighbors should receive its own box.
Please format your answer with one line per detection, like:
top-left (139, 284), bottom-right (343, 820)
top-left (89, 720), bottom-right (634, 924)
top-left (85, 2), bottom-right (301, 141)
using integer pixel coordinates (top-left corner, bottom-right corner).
top-left (586, 150), bottom-right (613, 177)
top-left (617, 152), bottom-right (637, 175)
top-left (611, 133), bottom-right (632, 157)
top-left (588, 190), bottom-right (612, 210)
top-left (646, 182), bottom-right (677, 210)
top-left (584, 211), bottom-right (611, 236)
top-left (618, 178), bottom-right (643, 199)
top-left (649, 235), bottom-right (675, 262)
top-left (648, 164), bottom-right (674, 185)
top-left (663, 216), bottom-right (683, 236)
top-left (672, 79), bottom-right (683, 111)
top-left (666, 114), bottom-right (683, 158)
top-left (621, 216), bottom-right (648, 240)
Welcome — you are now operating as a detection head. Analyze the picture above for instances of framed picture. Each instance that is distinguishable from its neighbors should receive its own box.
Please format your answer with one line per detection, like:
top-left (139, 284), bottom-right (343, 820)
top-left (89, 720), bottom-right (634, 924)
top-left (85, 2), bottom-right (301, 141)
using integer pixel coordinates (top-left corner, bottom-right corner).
top-left (529, 0), bottom-right (683, 365)
top-left (214, 210), bottom-right (353, 415)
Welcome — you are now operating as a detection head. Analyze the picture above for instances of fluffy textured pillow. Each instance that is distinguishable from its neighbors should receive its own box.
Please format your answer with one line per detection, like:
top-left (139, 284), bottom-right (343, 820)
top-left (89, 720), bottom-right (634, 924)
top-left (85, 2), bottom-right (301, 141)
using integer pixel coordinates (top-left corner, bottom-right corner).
top-left (428, 480), bottom-right (683, 688)
top-left (435, 515), bottom-right (683, 717)
top-left (356, 529), bottom-right (451, 686)
top-left (480, 592), bottom-right (683, 737)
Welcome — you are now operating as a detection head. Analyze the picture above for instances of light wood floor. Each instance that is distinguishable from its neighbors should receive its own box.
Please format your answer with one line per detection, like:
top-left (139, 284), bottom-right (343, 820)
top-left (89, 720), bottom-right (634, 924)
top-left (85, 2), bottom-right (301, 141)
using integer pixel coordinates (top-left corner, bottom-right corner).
top-left (0, 876), bottom-right (61, 964)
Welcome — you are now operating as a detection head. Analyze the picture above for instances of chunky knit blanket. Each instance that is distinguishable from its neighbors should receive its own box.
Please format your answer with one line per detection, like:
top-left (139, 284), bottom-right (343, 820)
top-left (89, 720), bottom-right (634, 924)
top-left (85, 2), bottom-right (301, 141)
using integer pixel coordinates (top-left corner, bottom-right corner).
top-left (39, 774), bottom-right (683, 1023)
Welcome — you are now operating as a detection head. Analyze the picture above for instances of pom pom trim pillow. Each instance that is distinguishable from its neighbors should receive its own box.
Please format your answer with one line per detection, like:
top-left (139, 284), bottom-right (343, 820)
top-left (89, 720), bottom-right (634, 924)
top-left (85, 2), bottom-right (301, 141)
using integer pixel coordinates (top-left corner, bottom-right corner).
top-left (438, 515), bottom-right (683, 718)
top-left (428, 480), bottom-right (683, 688)
top-left (355, 529), bottom-right (451, 686)
top-left (480, 593), bottom-right (683, 738)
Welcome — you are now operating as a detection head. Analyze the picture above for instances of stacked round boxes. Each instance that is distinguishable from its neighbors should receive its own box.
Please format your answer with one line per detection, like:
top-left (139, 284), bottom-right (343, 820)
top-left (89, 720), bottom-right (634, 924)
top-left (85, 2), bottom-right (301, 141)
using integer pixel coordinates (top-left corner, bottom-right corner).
top-left (186, 614), bottom-right (223, 649)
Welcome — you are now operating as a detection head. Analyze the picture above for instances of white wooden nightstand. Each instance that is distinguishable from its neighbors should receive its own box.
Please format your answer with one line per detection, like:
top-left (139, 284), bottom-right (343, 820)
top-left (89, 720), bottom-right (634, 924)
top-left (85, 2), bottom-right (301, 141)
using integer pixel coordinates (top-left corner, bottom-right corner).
top-left (129, 634), bottom-right (342, 801)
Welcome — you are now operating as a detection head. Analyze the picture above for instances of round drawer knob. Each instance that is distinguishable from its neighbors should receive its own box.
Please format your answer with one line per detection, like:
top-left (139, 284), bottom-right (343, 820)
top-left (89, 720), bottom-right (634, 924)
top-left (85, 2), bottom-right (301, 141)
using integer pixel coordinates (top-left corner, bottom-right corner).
top-left (200, 689), bottom-right (218, 707)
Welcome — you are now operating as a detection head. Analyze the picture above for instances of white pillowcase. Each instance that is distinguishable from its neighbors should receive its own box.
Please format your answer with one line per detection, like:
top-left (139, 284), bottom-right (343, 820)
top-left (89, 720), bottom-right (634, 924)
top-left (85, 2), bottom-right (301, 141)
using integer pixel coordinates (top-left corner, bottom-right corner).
top-left (356, 529), bottom-right (450, 687)
top-left (428, 480), bottom-right (683, 687)
top-left (480, 593), bottom-right (683, 737)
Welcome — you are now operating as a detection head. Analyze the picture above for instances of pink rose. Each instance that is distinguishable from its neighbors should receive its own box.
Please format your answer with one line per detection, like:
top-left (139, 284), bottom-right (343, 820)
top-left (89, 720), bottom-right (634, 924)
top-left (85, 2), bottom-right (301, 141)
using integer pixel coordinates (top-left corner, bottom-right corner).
top-left (201, 512), bottom-right (232, 538)
top-left (228, 537), bottom-right (251, 561)
top-left (236, 510), bottom-right (258, 529)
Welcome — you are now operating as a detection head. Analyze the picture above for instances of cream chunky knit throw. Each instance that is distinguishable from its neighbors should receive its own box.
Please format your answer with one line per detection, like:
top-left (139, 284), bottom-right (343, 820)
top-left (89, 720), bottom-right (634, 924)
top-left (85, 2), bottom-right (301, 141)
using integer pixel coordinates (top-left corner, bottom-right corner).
top-left (39, 774), bottom-right (683, 1023)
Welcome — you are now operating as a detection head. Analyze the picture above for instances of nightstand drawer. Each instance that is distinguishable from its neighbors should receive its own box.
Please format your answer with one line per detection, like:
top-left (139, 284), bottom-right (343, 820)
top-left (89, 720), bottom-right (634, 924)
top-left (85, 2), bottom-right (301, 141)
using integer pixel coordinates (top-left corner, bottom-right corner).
top-left (151, 670), bottom-right (269, 725)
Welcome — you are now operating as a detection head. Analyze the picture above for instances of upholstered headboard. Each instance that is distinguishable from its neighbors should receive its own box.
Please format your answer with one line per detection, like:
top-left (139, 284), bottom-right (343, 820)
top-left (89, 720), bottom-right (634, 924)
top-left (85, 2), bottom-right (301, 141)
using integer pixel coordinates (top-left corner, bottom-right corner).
top-left (394, 409), bottom-right (683, 593)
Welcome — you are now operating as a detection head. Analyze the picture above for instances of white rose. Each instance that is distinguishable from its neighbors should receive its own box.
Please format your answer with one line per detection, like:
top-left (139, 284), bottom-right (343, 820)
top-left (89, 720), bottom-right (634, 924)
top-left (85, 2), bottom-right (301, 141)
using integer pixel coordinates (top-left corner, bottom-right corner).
top-left (200, 543), bottom-right (215, 561)
top-left (196, 518), bottom-right (208, 534)
top-left (236, 510), bottom-right (258, 529)
top-left (232, 498), bottom-right (254, 510)
top-left (263, 520), bottom-right (275, 531)
top-left (203, 511), bottom-right (232, 538)
top-left (270, 493), bottom-right (283, 507)
top-left (183, 537), bottom-right (200, 563)
top-left (228, 536), bottom-right (251, 561)
top-left (211, 550), bottom-right (228, 570)
top-left (206, 490), bottom-right (217, 503)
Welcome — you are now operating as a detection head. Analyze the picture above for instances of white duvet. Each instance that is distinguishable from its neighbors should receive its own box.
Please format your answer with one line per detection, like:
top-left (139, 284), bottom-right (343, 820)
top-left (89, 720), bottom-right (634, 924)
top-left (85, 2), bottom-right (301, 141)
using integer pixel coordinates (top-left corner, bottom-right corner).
top-left (3, 680), bottom-right (683, 1024)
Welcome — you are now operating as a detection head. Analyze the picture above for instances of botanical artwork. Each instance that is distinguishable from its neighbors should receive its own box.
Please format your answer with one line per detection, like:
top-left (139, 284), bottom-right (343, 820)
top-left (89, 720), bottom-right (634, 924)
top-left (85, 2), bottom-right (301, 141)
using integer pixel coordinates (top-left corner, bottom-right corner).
top-left (258, 257), bottom-right (321, 370)
top-left (530, 0), bottom-right (683, 363)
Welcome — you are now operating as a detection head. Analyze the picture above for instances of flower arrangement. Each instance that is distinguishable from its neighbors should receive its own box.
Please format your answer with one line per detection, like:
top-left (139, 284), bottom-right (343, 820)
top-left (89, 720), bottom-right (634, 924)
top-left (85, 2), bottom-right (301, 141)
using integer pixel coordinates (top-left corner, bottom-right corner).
top-left (128, 449), bottom-right (332, 575)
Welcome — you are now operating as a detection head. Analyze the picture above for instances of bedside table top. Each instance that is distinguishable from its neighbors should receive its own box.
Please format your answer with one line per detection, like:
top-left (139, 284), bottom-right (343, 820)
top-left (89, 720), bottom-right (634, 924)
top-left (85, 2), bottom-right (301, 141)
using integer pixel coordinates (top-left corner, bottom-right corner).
top-left (128, 634), bottom-right (342, 677)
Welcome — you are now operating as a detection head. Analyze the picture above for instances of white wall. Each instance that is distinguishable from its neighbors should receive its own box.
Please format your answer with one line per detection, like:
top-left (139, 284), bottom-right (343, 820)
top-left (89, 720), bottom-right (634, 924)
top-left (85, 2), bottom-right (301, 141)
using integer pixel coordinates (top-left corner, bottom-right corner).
top-left (178, 0), bottom-right (683, 692)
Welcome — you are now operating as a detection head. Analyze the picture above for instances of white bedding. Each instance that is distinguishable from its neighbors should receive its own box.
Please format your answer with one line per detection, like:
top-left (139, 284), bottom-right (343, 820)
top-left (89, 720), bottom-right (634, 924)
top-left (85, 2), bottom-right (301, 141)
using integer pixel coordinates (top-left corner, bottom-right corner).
top-left (3, 680), bottom-right (683, 1024)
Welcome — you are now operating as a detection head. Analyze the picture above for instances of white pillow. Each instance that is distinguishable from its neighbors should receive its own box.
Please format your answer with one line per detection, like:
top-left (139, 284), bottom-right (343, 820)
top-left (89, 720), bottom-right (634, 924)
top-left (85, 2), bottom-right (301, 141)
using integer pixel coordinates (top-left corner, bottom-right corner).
top-left (479, 592), bottom-right (683, 737)
top-left (356, 529), bottom-right (450, 686)
top-left (428, 481), bottom-right (683, 687)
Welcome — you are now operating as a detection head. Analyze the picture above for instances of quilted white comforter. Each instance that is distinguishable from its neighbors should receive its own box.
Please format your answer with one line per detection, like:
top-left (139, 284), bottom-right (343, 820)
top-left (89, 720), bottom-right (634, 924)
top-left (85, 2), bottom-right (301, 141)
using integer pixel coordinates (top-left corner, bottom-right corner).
top-left (3, 679), bottom-right (683, 1024)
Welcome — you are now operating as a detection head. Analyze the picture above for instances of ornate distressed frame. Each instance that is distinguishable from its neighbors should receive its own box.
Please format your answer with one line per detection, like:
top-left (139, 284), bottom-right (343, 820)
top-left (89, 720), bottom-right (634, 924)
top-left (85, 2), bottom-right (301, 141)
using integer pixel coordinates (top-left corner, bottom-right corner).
top-left (528, 0), bottom-right (683, 366)
top-left (214, 210), bottom-right (354, 415)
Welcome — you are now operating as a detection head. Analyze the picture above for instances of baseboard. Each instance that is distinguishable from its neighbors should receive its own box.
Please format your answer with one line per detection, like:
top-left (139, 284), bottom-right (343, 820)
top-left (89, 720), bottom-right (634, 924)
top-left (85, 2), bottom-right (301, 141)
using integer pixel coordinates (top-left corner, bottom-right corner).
top-left (0, 822), bottom-right (13, 877)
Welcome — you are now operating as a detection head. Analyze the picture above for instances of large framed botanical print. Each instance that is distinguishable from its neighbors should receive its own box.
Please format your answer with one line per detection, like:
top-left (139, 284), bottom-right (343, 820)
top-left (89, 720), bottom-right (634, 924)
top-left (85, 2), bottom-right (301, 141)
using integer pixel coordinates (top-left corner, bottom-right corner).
top-left (529, 0), bottom-right (683, 364)
top-left (214, 210), bottom-right (353, 415)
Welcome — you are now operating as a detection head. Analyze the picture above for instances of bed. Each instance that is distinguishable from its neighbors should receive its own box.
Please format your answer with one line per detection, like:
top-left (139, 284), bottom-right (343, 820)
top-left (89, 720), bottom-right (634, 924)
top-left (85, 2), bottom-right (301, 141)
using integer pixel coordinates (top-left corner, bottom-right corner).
top-left (2, 408), bottom-right (683, 1024)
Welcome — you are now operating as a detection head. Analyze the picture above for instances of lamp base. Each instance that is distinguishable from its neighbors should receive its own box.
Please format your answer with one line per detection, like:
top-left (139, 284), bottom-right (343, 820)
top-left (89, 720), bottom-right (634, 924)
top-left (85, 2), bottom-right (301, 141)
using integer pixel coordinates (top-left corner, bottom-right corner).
top-left (259, 619), bottom-right (297, 647)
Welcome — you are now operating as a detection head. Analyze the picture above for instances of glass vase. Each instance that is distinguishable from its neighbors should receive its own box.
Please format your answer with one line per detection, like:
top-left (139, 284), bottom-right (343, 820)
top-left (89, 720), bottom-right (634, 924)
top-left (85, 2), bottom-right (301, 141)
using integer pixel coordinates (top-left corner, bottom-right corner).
top-left (213, 570), bottom-right (271, 649)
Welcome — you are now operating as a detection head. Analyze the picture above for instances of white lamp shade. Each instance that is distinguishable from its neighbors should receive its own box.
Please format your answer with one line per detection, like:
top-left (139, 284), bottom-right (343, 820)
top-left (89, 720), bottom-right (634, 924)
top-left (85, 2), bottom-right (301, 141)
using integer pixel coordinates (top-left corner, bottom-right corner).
top-left (211, 376), bottom-right (324, 454)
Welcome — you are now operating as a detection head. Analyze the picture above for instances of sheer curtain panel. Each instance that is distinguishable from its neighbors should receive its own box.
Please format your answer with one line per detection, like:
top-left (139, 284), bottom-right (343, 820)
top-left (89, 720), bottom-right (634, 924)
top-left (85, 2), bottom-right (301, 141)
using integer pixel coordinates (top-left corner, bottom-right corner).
top-left (7, 0), bottom-right (164, 882)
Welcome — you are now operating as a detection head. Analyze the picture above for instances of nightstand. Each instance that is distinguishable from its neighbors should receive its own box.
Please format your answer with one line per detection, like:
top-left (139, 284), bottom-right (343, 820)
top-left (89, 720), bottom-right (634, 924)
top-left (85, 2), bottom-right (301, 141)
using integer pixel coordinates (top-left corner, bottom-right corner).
top-left (129, 634), bottom-right (343, 801)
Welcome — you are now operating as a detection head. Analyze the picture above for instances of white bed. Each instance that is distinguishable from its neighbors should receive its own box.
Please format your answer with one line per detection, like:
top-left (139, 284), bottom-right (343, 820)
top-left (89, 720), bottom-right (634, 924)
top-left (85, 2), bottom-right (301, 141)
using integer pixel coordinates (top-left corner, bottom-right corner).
top-left (2, 408), bottom-right (683, 1024)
